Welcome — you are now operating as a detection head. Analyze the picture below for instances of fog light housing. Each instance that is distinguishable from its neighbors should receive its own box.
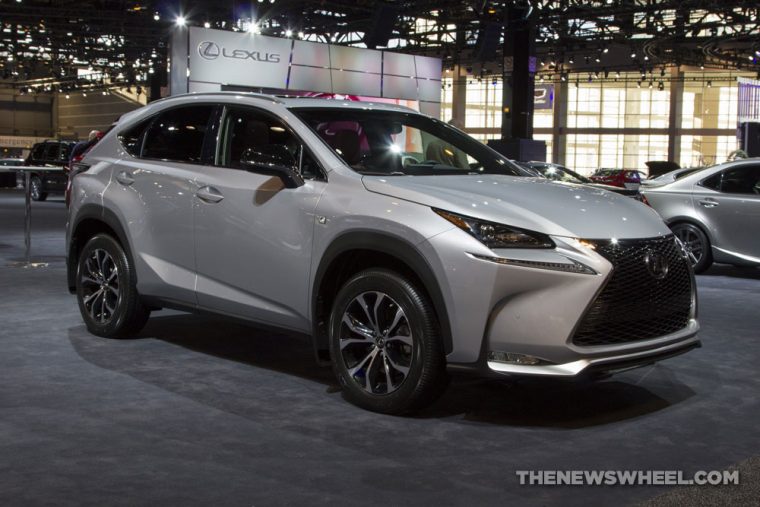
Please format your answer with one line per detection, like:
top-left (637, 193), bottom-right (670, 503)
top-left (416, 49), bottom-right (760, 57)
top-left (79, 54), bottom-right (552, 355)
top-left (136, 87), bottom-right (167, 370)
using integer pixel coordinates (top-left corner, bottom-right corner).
top-left (487, 351), bottom-right (549, 366)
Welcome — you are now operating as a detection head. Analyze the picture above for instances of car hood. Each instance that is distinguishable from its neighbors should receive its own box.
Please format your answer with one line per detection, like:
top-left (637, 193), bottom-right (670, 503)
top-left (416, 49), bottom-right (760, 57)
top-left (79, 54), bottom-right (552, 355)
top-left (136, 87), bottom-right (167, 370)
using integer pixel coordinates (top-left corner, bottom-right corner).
top-left (362, 174), bottom-right (669, 239)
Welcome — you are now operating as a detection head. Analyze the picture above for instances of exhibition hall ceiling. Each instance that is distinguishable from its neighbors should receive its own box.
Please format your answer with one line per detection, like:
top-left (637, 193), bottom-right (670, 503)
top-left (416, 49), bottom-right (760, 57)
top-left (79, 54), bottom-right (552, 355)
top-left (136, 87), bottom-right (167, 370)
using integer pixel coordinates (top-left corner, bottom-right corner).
top-left (1, 0), bottom-right (758, 93)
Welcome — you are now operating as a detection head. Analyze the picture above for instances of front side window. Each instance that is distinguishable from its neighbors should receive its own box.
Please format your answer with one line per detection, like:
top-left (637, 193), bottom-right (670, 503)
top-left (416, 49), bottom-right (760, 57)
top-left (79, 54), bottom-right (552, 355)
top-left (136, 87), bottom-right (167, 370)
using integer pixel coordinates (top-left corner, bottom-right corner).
top-left (292, 108), bottom-right (528, 177)
top-left (142, 106), bottom-right (214, 163)
top-left (218, 107), bottom-right (321, 179)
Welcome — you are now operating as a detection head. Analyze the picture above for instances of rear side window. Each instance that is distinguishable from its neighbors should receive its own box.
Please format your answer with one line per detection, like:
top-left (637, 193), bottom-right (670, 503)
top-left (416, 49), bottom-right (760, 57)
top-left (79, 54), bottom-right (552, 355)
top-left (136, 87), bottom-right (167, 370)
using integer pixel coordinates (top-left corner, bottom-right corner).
top-left (44, 143), bottom-right (60, 161)
top-left (119, 118), bottom-right (153, 157)
top-left (31, 144), bottom-right (45, 160)
top-left (141, 106), bottom-right (214, 163)
top-left (718, 165), bottom-right (760, 194)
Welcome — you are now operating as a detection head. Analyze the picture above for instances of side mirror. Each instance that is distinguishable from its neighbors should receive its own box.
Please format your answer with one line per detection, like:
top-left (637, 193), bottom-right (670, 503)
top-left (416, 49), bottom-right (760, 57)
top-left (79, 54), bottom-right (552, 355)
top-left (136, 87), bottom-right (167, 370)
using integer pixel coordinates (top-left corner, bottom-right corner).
top-left (240, 145), bottom-right (304, 188)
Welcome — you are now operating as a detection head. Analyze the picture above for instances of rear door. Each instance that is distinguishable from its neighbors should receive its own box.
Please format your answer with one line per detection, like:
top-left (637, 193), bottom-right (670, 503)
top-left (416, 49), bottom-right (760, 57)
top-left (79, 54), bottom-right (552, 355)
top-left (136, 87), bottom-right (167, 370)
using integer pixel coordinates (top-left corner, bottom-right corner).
top-left (693, 164), bottom-right (760, 261)
top-left (106, 104), bottom-right (217, 303)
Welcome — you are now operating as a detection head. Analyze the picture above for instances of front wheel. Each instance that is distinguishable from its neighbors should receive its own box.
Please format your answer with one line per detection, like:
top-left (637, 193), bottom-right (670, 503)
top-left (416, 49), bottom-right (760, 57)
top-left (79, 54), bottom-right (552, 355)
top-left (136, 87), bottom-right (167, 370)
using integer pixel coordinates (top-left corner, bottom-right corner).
top-left (671, 222), bottom-right (712, 273)
top-left (329, 269), bottom-right (448, 414)
top-left (76, 234), bottom-right (149, 337)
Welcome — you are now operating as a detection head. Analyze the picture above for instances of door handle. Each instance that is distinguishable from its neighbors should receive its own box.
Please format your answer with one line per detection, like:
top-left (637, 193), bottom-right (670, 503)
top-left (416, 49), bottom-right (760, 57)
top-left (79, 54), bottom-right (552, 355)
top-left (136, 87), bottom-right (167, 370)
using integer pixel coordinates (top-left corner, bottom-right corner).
top-left (698, 198), bottom-right (719, 208)
top-left (115, 171), bottom-right (134, 186)
top-left (196, 186), bottom-right (224, 203)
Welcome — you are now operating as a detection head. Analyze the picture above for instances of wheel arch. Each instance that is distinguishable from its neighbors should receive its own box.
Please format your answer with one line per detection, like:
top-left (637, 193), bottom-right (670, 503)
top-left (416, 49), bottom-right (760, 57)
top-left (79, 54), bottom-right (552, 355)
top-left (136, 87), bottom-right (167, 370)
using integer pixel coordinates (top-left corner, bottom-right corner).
top-left (665, 216), bottom-right (714, 244)
top-left (67, 204), bottom-right (133, 293)
top-left (311, 231), bottom-right (452, 365)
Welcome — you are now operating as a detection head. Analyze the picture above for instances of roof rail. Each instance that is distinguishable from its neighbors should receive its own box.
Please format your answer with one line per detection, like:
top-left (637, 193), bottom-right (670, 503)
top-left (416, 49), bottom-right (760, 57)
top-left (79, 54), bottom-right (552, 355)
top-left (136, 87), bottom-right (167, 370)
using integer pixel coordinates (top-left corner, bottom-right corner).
top-left (157, 91), bottom-right (285, 105)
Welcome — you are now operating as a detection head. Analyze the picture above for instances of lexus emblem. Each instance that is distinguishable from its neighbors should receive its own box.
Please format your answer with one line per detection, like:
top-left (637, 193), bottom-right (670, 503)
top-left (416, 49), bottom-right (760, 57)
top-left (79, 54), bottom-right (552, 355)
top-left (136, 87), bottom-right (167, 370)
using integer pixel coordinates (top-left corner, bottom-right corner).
top-left (644, 250), bottom-right (669, 280)
top-left (198, 41), bottom-right (220, 60)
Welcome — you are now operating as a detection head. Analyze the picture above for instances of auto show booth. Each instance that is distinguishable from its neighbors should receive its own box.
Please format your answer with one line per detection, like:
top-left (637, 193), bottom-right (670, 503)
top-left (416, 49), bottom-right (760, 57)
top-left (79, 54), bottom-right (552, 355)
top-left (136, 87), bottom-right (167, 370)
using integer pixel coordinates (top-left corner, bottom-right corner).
top-left (169, 27), bottom-right (443, 118)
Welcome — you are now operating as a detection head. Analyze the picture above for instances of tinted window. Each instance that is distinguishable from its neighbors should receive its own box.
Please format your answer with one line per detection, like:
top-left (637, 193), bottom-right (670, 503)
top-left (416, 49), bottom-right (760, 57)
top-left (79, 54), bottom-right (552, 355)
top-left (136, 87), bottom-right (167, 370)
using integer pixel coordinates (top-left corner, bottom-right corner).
top-left (31, 144), bottom-right (45, 160)
top-left (142, 106), bottom-right (214, 163)
top-left (43, 144), bottom-right (60, 161)
top-left (719, 165), bottom-right (760, 195)
top-left (700, 172), bottom-right (722, 191)
top-left (119, 117), bottom-right (153, 157)
top-left (219, 107), bottom-right (321, 179)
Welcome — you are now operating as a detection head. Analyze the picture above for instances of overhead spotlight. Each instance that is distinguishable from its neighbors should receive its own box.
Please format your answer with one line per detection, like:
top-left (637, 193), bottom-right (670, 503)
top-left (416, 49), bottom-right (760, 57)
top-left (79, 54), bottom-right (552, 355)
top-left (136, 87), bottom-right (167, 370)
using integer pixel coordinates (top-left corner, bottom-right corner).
top-left (630, 52), bottom-right (636, 59)
top-left (658, 81), bottom-right (664, 91)
top-left (568, 56), bottom-right (574, 64)
top-left (648, 81), bottom-right (653, 89)
top-left (644, 55), bottom-right (649, 61)
top-left (298, 31), bottom-right (304, 39)
top-left (153, 13), bottom-right (159, 21)
top-left (637, 81), bottom-right (642, 88)
top-left (65, 93), bottom-right (70, 99)
top-left (603, 47), bottom-right (609, 53)
top-left (285, 29), bottom-right (293, 37)
top-left (175, 15), bottom-right (186, 27)
top-left (706, 80), bottom-right (712, 87)
top-left (82, 91), bottom-right (87, 97)
top-left (102, 90), bottom-right (107, 95)
top-left (248, 22), bottom-right (260, 34)
top-left (204, 21), bottom-right (210, 28)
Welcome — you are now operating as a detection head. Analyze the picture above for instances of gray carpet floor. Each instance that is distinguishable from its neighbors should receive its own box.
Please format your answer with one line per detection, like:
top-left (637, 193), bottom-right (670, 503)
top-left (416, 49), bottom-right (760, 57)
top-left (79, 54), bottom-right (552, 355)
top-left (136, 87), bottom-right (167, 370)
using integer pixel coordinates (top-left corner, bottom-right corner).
top-left (1, 189), bottom-right (759, 506)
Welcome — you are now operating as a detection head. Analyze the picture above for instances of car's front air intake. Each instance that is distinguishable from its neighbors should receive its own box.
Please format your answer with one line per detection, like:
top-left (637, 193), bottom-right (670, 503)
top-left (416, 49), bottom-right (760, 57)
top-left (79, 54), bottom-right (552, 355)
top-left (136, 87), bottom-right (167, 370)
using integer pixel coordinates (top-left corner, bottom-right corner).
top-left (572, 235), bottom-right (693, 347)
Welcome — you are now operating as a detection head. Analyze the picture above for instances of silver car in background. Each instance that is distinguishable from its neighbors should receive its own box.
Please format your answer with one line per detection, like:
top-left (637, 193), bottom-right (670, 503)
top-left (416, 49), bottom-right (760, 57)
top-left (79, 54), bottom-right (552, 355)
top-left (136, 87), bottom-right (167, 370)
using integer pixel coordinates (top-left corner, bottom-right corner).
top-left (642, 159), bottom-right (760, 272)
top-left (66, 93), bottom-right (699, 414)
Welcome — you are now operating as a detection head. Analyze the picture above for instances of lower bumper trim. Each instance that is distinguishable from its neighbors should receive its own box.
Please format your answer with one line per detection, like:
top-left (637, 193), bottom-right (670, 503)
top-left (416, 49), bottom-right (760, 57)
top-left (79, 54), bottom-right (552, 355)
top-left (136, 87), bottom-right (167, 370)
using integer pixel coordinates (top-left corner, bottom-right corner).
top-left (486, 336), bottom-right (700, 377)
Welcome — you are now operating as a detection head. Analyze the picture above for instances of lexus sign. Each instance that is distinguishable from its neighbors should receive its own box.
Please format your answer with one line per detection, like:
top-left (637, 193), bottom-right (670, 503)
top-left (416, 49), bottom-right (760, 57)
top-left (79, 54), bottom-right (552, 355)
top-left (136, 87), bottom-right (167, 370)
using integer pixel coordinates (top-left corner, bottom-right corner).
top-left (197, 40), bottom-right (281, 63)
top-left (189, 30), bottom-right (292, 89)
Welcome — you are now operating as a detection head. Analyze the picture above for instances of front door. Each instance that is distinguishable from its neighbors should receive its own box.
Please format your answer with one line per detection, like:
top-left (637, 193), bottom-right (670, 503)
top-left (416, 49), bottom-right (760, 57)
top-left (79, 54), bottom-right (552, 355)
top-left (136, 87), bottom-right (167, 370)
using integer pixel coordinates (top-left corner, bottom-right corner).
top-left (193, 105), bottom-right (327, 331)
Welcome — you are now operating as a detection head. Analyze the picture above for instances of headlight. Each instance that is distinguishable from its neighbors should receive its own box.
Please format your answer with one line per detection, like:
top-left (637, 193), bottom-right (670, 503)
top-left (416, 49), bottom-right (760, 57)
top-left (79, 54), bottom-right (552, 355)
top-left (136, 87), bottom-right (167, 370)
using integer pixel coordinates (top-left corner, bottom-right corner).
top-left (433, 209), bottom-right (554, 249)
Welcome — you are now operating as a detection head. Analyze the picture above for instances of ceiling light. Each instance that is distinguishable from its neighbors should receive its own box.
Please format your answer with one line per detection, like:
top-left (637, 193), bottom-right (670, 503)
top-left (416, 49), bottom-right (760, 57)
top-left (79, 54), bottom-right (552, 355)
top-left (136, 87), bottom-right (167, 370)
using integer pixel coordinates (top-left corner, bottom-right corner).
top-left (175, 15), bottom-right (186, 27)
top-left (285, 29), bottom-right (293, 37)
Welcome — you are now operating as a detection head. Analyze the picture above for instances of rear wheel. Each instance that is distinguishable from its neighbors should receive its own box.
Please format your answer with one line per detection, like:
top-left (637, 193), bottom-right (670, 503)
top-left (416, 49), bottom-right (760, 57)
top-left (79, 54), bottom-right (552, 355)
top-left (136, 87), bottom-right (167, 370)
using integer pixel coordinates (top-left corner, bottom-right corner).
top-left (671, 222), bottom-right (712, 273)
top-left (30, 175), bottom-right (47, 201)
top-left (329, 269), bottom-right (447, 414)
top-left (76, 234), bottom-right (149, 337)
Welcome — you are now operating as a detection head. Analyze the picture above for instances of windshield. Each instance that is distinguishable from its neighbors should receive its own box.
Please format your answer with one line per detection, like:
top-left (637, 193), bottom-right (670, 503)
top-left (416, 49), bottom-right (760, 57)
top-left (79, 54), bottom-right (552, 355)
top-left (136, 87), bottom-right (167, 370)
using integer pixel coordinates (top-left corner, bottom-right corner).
top-left (292, 108), bottom-right (530, 177)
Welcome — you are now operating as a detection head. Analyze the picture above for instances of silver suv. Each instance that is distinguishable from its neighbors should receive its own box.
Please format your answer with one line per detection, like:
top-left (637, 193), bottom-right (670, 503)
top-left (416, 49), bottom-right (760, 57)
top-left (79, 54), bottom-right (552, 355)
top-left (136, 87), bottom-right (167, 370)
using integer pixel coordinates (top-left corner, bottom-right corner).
top-left (66, 93), bottom-right (700, 414)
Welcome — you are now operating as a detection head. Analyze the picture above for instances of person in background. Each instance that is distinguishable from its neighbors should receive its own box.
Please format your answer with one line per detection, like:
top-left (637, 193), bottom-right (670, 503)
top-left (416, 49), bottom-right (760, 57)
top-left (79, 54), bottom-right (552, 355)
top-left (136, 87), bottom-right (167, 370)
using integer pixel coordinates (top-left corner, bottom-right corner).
top-left (69, 130), bottom-right (101, 165)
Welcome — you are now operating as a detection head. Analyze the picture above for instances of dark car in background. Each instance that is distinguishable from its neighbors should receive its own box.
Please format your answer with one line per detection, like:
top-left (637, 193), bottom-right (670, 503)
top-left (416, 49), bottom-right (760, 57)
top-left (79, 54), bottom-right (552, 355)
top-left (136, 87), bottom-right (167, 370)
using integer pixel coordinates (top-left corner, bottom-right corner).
top-left (590, 168), bottom-right (647, 189)
top-left (25, 140), bottom-right (76, 201)
top-left (519, 161), bottom-right (642, 198)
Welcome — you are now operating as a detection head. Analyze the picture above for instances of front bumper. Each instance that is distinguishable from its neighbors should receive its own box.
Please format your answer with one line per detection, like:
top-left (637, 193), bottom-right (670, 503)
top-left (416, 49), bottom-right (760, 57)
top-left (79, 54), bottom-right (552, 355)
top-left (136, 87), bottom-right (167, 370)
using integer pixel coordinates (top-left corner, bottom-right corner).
top-left (422, 228), bottom-right (698, 376)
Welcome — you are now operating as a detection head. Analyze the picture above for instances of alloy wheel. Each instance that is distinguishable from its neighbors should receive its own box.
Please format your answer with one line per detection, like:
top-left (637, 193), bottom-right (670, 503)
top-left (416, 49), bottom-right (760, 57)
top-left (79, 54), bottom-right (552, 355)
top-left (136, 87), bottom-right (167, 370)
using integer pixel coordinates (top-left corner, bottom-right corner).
top-left (80, 248), bottom-right (120, 323)
top-left (338, 291), bottom-right (414, 395)
top-left (674, 228), bottom-right (704, 266)
top-left (30, 178), bottom-right (41, 200)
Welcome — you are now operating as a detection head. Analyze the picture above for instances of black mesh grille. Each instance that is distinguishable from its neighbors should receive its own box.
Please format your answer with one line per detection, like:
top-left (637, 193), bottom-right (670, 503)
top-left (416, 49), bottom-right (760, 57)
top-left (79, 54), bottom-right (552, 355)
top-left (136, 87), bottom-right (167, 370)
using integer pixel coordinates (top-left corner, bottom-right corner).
top-left (572, 235), bottom-right (693, 347)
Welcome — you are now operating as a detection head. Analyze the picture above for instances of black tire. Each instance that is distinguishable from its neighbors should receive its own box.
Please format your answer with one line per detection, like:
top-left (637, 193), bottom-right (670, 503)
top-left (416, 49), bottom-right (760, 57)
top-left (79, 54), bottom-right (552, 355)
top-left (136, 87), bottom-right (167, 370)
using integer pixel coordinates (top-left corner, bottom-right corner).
top-left (671, 222), bottom-right (712, 273)
top-left (75, 234), bottom-right (149, 338)
top-left (329, 269), bottom-right (448, 414)
top-left (30, 175), bottom-right (47, 201)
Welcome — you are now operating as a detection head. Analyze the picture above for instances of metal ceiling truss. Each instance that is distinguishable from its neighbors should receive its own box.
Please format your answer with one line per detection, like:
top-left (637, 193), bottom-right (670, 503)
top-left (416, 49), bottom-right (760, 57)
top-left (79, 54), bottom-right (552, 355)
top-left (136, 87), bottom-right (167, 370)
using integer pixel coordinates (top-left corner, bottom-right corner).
top-left (0, 0), bottom-right (758, 93)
